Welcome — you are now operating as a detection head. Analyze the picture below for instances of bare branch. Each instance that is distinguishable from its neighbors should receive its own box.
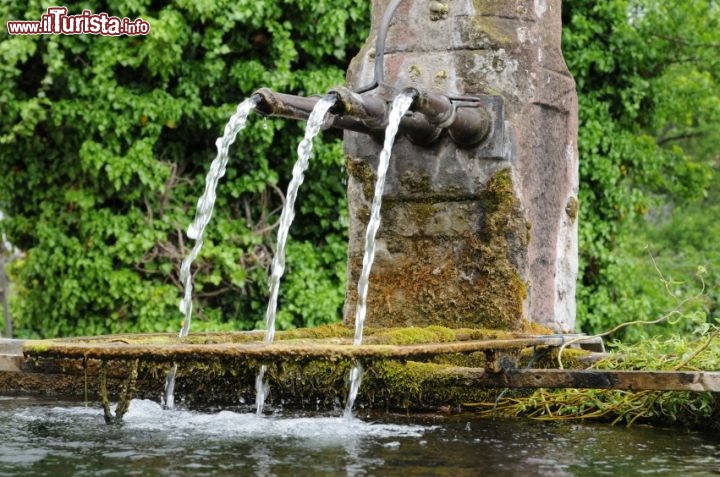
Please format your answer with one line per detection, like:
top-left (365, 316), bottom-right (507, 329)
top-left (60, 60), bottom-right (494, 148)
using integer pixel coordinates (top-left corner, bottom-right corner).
top-left (651, 33), bottom-right (720, 49)
top-left (657, 130), bottom-right (706, 146)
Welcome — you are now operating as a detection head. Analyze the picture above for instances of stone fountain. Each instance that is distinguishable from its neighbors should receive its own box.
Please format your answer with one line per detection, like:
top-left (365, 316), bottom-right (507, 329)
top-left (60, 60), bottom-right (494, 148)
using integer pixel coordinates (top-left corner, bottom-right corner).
top-left (257, 0), bottom-right (579, 333)
top-left (0, 0), bottom-right (596, 415)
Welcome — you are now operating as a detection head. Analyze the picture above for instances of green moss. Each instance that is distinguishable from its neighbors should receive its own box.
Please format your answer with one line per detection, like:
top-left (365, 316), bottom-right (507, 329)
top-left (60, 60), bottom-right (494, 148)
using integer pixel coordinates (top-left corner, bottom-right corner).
top-left (566, 196), bottom-right (579, 220)
top-left (520, 321), bottom-right (555, 335)
top-left (431, 351), bottom-right (486, 368)
top-left (364, 326), bottom-right (541, 345)
top-left (363, 360), bottom-right (504, 410)
top-left (23, 341), bottom-right (51, 353)
top-left (364, 326), bottom-right (457, 345)
top-left (469, 168), bottom-right (529, 328)
top-left (268, 358), bottom-right (354, 407)
top-left (452, 328), bottom-right (515, 340)
top-left (345, 155), bottom-right (376, 201)
top-left (429, 1), bottom-right (450, 20)
top-left (276, 323), bottom-right (353, 340)
top-left (371, 360), bottom-right (426, 405)
top-left (353, 167), bottom-right (529, 331)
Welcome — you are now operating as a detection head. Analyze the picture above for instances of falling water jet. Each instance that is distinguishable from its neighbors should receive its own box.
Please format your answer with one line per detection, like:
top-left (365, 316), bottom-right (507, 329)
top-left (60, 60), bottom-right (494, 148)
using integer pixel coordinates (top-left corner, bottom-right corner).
top-left (255, 365), bottom-right (269, 415)
top-left (343, 362), bottom-right (364, 420)
top-left (344, 91), bottom-right (415, 419)
top-left (255, 95), bottom-right (337, 415)
top-left (353, 91), bottom-right (415, 344)
top-left (163, 96), bottom-right (259, 410)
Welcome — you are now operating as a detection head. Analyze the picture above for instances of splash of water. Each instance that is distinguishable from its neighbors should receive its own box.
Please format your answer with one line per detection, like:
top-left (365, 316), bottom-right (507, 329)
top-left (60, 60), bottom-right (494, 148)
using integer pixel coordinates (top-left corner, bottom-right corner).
top-left (255, 95), bottom-right (336, 414)
top-left (164, 96), bottom-right (259, 410)
top-left (344, 92), bottom-right (414, 419)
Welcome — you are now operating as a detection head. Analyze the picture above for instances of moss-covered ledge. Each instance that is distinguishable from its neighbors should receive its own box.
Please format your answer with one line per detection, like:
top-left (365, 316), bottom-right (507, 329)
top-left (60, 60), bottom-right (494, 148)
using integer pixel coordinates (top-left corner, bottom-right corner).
top-left (2, 325), bottom-right (598, 411)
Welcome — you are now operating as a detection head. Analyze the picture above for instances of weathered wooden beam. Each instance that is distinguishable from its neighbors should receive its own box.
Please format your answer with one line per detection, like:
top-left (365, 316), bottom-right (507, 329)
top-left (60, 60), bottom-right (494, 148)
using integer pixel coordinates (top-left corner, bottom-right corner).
top-left (21, 336), bottom-right (571, 362)
top-left (447, 368), bottom-right (720, 392)
top-left (3, 338), bottom-right (720, 413)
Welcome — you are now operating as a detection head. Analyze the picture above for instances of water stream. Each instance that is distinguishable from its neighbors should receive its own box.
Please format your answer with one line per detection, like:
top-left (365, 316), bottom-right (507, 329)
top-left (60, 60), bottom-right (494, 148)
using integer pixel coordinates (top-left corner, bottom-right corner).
top-left (256, 95), bottom-right (336, 414)
top-left (3, 397), bottom-right (719, 477)
top-left (344, 92), bottom-right (415, 418)
top-left (164, 96), bottom-right (259, 409)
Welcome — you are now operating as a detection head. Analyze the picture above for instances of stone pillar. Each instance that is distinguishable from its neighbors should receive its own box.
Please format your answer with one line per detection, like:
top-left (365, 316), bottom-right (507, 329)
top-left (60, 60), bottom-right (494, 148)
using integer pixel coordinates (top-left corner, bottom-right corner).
top-left (343, 0), bottom-right (578, 332)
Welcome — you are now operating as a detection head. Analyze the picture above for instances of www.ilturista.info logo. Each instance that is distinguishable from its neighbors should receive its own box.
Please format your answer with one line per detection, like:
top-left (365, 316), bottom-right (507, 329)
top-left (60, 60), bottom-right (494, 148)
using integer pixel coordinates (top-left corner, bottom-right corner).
top-left (7, 7), bottom-right (150, 36)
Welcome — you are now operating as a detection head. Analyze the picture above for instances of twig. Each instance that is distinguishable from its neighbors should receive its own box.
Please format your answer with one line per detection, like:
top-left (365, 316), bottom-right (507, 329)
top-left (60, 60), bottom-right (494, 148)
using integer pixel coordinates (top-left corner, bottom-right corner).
top-left (672, 330), bottom-right (720, 371)
top-left (558, 254), bottom-right (706, 369)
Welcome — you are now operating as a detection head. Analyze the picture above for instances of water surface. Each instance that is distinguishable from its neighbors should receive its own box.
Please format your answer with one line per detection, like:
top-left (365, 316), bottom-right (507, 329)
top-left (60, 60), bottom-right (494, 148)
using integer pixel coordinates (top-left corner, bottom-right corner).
top-left (1, 397), bottom-right (719, 476)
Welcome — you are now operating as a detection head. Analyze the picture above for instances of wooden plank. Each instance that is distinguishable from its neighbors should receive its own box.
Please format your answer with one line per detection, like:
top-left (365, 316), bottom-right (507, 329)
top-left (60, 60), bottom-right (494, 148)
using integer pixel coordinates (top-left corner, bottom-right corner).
top-left (21, 336), bottom-right (569, 362)
top-left (449, 368), bottom-right (720, 392)
top-left (16, 333), bottom-right (719, 393)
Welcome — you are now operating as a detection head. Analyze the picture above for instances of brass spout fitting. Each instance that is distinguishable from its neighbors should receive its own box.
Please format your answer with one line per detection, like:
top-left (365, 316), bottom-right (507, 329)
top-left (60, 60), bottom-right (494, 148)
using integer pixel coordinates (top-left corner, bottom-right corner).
top-left (327, 87), bottom-right (387, 129)
top-left (403, 87), bottom-right (493, 147)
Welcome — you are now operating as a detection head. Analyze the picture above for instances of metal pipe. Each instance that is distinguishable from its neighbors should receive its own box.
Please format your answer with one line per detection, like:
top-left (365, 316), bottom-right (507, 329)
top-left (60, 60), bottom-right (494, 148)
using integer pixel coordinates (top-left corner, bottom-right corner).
top-left (252, 87), bottom-right (319, 122)
top-left (326, 87), bottom-right (443, 145)
top-left (252, 87), bottom-right (491, 148)
top-left (252, 87), bottom-right (381, 137)
top-left (403, 87), bottom-right (493, 147)
top-left (447, 106), bottom-right (492, 147)
top-left (405, 88), bottom-right (455, 127)
top-left (355, 0), bottom-right (406, 93)
top-left (327, 87), bottom-right (387, 129)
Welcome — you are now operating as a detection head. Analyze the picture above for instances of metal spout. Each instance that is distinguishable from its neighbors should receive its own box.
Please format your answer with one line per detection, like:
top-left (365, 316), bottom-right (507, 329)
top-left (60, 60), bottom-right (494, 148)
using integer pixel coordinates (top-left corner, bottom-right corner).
top-left (405, 88), bottom-right (454, 127)
top-left (252, 88), bottom-right (378, 136)
top-left (403, 87), bottom-right (493, 147)
top-left (252, 87), bottom-right (320, 121)
top-left (327, 87), bottom-right (387, 129)
top-left (325, 87), bottom-right (446, 145)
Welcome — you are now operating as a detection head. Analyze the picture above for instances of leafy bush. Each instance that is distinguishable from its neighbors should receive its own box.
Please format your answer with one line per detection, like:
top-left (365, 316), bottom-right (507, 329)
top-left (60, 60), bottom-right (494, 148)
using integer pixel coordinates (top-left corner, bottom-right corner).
top-left (0, 0), bottom-right (368, 337)
top-left (1, 0), bottom-right (717, 340)
top-left (563, 0), bottom-right (718, 338)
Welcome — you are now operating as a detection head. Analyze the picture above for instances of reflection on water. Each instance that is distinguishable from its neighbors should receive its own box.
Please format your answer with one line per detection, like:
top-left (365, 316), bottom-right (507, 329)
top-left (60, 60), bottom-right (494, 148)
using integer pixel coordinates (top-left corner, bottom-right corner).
top-left (1, 396), bottom-right (719, 476)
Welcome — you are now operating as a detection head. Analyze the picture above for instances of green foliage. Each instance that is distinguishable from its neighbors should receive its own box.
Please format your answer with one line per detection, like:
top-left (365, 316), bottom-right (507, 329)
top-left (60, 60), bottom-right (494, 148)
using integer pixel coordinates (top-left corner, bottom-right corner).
top-left (0, 0), bottom-right (368, 337)
top-left (563, 0), bottom-right (719, 338)
top-left (485, 323), bottom-right (720, 430)
top-left (2, 0), bottom-right (718, 341)
top-left (618, 180), bottom-right (720, 342)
